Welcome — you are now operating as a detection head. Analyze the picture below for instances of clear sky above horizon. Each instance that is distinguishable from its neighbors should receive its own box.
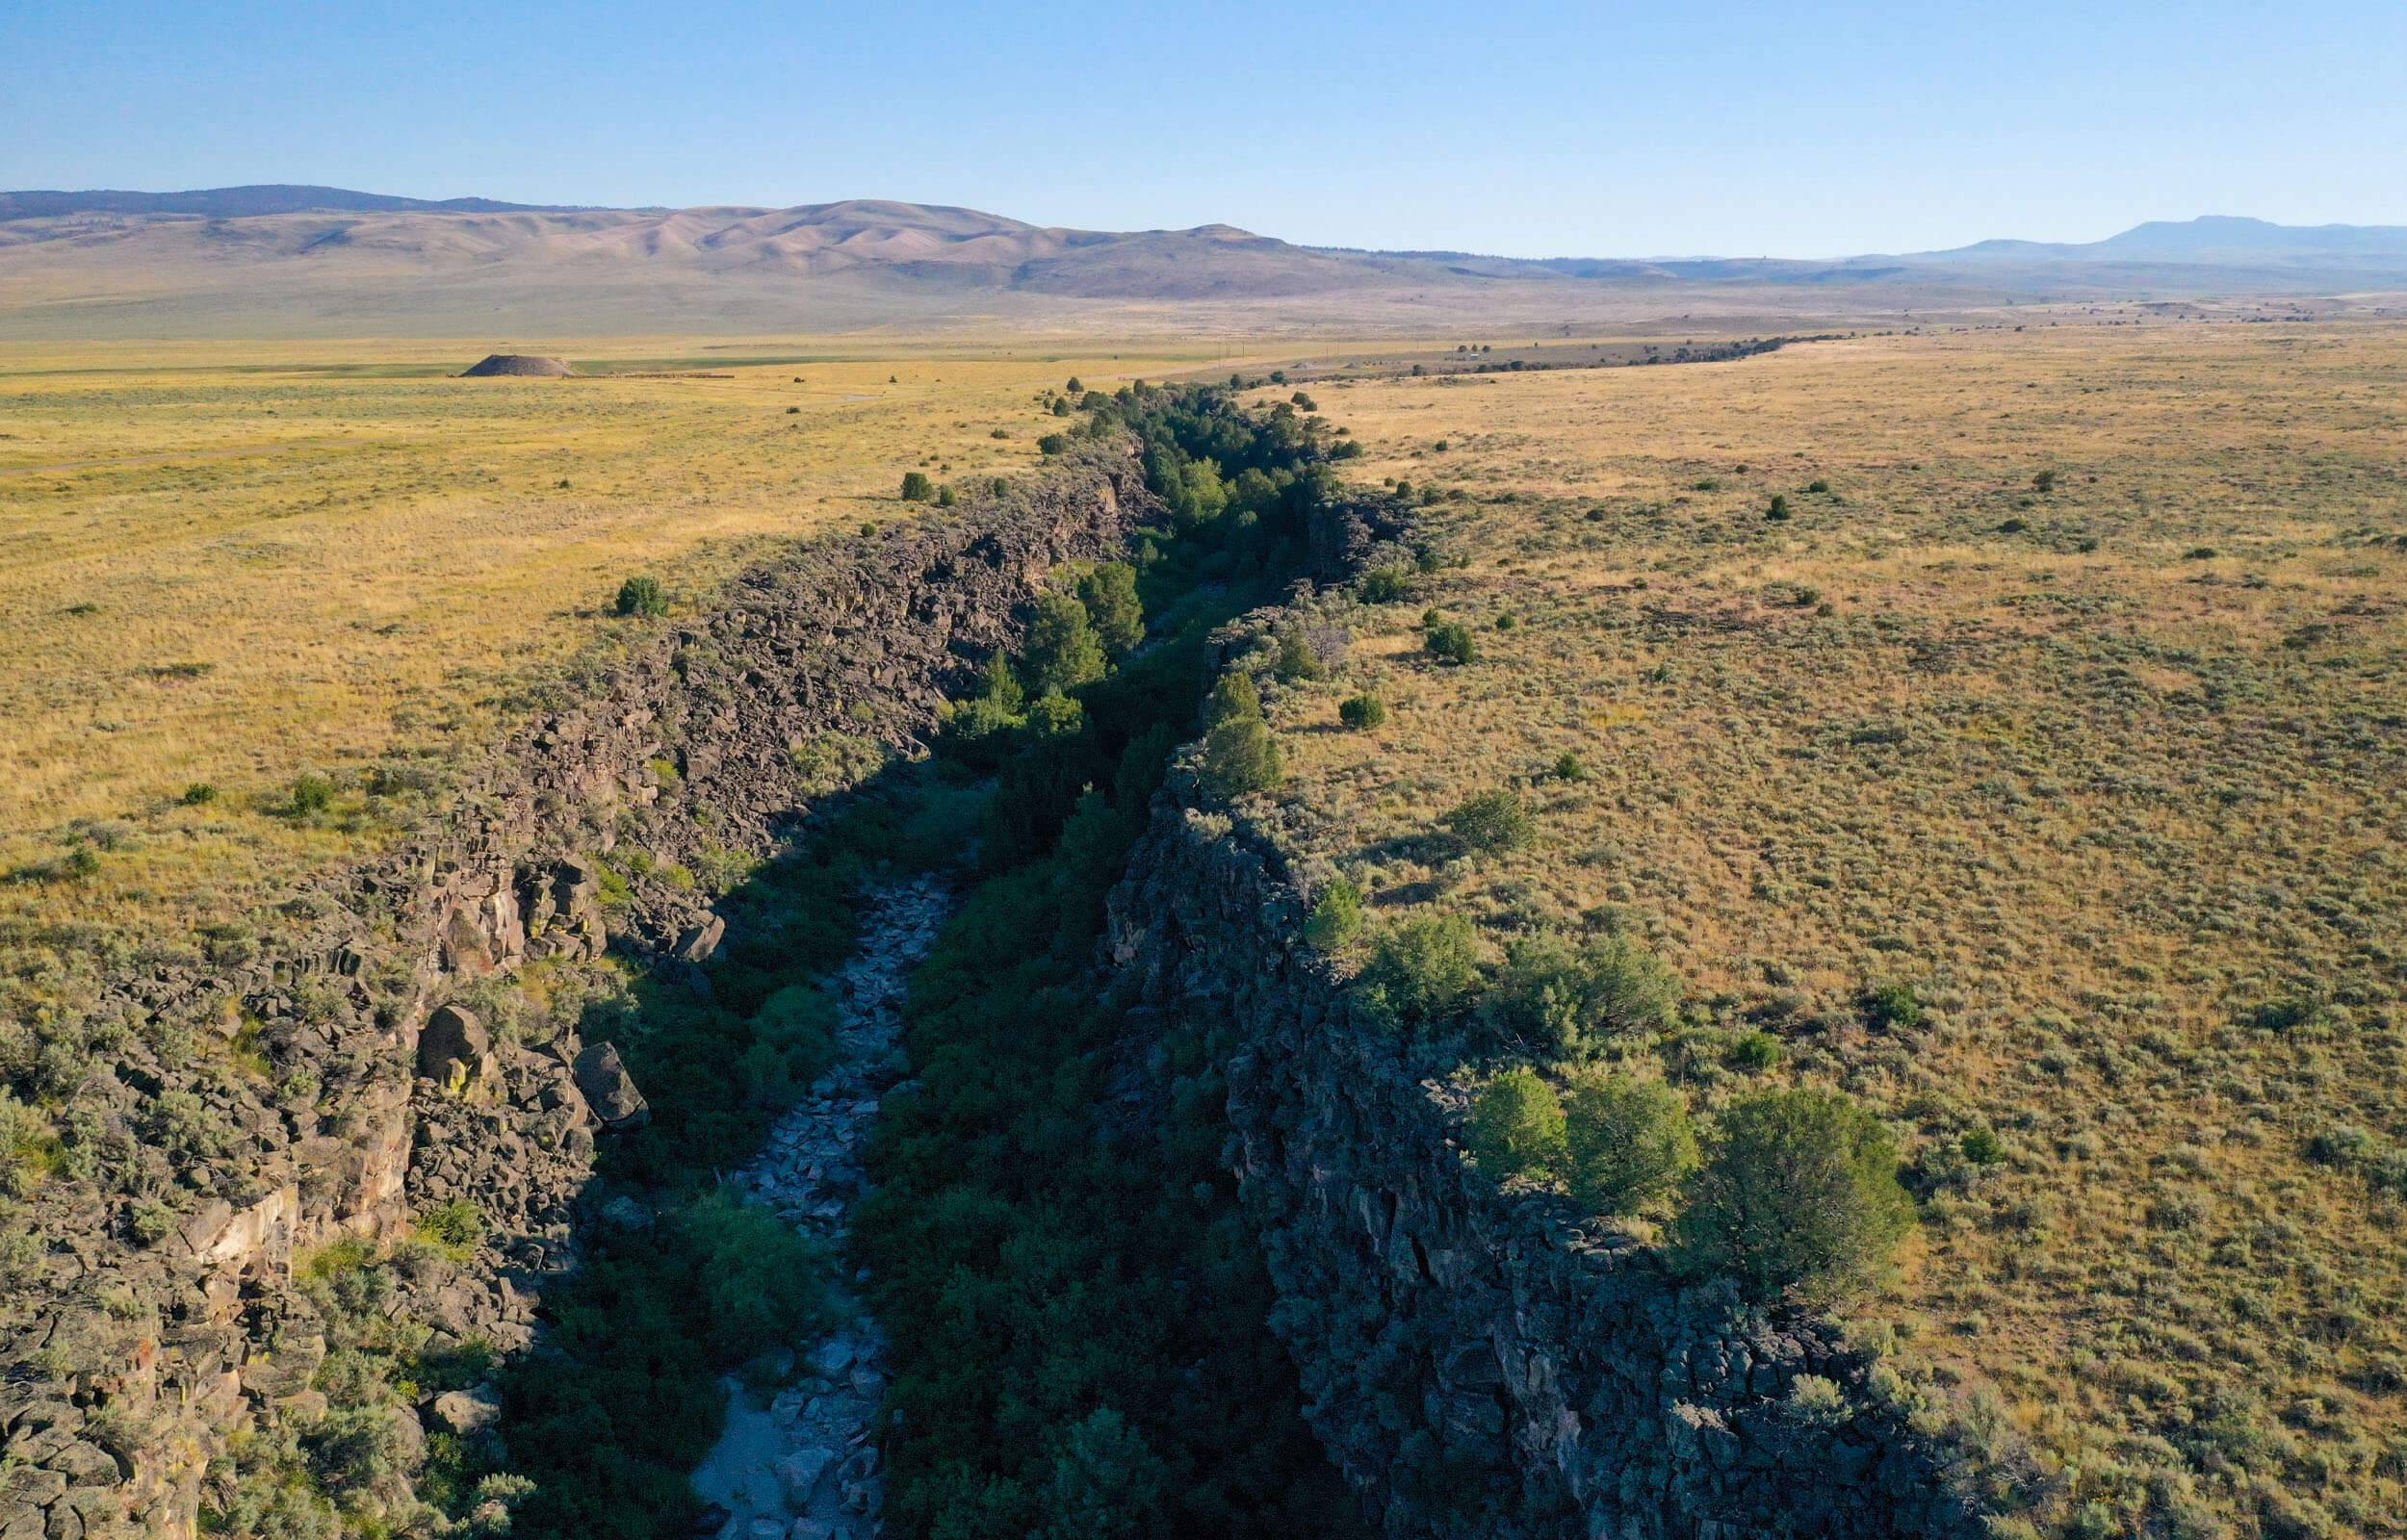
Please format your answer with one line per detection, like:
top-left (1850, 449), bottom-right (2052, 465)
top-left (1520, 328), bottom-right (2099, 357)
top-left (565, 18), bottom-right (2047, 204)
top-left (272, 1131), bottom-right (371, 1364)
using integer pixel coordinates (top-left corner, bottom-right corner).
top-left (5, 0), bottom-right (2402, 259)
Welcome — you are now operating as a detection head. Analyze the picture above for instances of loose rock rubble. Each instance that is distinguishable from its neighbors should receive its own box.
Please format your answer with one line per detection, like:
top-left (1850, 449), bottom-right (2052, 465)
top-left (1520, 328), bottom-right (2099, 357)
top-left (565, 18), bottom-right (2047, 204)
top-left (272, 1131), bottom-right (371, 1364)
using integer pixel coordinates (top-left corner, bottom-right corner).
top-left (691, 879), bottom-right (948, 1540)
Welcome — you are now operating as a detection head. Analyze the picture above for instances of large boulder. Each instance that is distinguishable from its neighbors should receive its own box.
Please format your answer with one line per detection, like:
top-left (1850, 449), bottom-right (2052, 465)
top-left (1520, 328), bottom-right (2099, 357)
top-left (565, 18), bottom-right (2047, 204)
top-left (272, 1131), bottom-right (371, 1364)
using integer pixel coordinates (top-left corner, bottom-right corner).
top-left (427, 1386), bottom-right (501, 1436)
top-left (671, 914), bottom-right (726, 962)
top-left (572, 1042), bottom-right (649, 1128)
top-left (417, 1006), bottom-right (491, 1092)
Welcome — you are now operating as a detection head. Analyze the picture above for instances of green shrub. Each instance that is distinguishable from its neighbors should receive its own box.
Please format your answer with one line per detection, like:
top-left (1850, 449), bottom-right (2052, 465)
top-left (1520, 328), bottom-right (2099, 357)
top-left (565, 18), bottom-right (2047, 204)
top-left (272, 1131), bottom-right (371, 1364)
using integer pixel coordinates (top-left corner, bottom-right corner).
top-left (2250, 994), bottom-right (2335, 1034)
top-left (1304, 879), bottom-right (1364, 950)
top-left (1551, 751), bottom-right (1589, 782)
top-left (1271, 620), bottom-right (1328, 681)
top-left (1442, 788), bottom-right (1534, 854)
top-left (738, 984), bottom-right (839, 1106)
top-left (900, 471), bottom-right (935, 501)
top-left (1074, 563), bottom-right (1146, 655)
top-left (1197, 713), bottom-right (1281, 801)
top-left (667, 1193), bottom-right (831, 1362)
top-left (1782, 1373), bottom-right (1851, 1425)
top-left (789, 732), bottom-right (888, 799)
top-left (1204, 672), bottom-right (1263, 728)
top-left (1042, 1407), bottom-right (1168, 1539)
top-left (413, 1199), bottom-right (485, 1260)
top-left (1561, 1069), bottom-right (1696, 1217)
top-left (1765, 494), bottom-right (1791, 522)
top-left (1038, 432), bottom-right (1069, 455)
top-left (0, 1091), bottom-right (52, 1199)
top-left (1960, 1127), bottom-right (2007, 1166)
top-left (1025, 692), bottom-right (1086, 738)
top-left (1674, 1087), bottom-right (1916, 1301)
top-left (1465, 1067), bottom-right (1566, 1182)
top-left (935, 483), bottom-right (958, 507)
top-left (1726, 1030), bottom-right (1781, 1070)
top-left (1860, 982), bottom-right (1927, 1031)
top-left (181, 782), bottom-right (219, 806)
top-left (1482, 929), bottom-right (1680, 1059)
top-left (289, 773), bottom-right (337, 816)
top-left (129, 1200), bottom-right (173, 1246)
top-left (613, 575), bottom-right (668, 618)
top-left (1338, 693), bottom-right (1387, 731)
top-left (1358, 913), bottom-right (1485, 1034)
top-left (1021, 594), bottom-right (1108, 696)
top-left (1359, 567), bottom-right (1411, 603)
top-left (1424, 621), bottom-right (1477, 666)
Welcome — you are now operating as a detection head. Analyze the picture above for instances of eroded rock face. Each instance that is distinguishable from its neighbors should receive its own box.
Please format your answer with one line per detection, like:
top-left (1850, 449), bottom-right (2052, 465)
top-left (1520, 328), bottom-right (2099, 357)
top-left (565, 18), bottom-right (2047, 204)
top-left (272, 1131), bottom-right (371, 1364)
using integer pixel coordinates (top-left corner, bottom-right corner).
top-left (3, 449), bottom-right (1149, 1540)
top-left (1102, 803), bottom-right (1986, 1540)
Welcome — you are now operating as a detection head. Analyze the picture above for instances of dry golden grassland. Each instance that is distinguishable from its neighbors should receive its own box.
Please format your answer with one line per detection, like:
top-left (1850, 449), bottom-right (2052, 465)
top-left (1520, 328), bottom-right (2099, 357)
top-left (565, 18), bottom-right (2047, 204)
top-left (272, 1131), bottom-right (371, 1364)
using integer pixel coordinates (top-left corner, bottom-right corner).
top-left (1271, 325), bottom-right (2407, 1536)
top-left (0, 335), bottom-right (1212, 980)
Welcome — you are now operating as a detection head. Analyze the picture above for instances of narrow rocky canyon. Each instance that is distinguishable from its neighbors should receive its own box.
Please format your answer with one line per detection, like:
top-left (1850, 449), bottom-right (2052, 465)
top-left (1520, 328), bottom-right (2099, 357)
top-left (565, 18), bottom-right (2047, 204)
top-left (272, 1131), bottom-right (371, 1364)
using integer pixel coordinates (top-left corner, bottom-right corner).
top-left (691, 879), bottom-right (950, 1540)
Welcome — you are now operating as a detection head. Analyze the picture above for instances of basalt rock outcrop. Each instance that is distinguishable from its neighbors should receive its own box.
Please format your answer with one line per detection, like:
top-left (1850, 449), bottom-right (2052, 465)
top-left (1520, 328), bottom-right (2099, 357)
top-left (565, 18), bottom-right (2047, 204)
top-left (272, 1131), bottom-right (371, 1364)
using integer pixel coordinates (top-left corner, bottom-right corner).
top-left (2, 447), bottom-right (1145, 1540)
top-left (1105, 792), bottom-right (1991, 1540)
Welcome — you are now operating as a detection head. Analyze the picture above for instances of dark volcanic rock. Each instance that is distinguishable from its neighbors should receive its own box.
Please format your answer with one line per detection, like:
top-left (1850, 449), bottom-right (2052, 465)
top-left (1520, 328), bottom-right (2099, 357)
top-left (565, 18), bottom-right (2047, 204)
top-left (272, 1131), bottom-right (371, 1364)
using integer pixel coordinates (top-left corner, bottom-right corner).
top-left (571, 1042), bottom-right (648, 1129)
top-left (1100, 790), bottom-right (1990, 1540)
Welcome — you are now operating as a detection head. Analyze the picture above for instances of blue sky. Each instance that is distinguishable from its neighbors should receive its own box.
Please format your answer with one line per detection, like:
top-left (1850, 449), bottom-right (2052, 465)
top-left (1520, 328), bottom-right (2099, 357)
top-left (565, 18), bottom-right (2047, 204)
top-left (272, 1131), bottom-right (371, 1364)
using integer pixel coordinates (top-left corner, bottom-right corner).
top-left (5, 0), bottom-right (2401, 258)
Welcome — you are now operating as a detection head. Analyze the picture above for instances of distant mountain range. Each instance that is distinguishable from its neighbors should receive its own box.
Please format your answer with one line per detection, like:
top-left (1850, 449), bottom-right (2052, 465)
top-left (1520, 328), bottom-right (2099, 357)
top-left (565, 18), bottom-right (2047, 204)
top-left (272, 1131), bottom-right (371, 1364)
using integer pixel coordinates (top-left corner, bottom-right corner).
top-left (0, 183), bottom-right (590, 219)
top-left (3, 187), bottom-right (2401, 339)
top-left (1907, 214), bottom-right (2407, 266)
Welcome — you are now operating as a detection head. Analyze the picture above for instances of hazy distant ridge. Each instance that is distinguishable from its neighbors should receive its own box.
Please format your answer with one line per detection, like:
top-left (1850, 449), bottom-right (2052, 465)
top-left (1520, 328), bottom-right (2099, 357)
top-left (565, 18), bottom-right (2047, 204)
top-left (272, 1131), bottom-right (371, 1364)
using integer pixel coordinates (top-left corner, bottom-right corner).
top-left (4, 189), bottom-right (2402, 338)
top-left (1908, 214), bottom-right (2407, 266)
top-left (0, 184), bottom-right (589, 219)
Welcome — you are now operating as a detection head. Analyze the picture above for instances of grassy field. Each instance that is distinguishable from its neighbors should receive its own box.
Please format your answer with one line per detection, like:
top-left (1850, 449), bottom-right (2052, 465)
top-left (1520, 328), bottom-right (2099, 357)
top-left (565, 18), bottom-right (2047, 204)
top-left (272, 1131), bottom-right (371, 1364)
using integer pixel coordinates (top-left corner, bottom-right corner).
top-left (0, 335), bottom-right (1234, 993)
top-left (1263, 324), bottom-right (2407, 1537)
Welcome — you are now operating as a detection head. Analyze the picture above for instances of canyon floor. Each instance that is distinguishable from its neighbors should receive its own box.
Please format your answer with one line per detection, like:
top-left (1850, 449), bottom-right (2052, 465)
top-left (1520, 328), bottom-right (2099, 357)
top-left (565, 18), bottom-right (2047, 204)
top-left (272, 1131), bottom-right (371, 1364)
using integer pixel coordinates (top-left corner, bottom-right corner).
top-left (692, 879), bottom-right (951, 1539)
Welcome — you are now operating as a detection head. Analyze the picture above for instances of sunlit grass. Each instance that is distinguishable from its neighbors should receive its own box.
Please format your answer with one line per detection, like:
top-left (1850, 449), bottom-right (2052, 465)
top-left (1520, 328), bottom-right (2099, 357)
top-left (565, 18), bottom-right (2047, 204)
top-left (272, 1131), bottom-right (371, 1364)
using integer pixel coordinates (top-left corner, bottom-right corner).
top-left (1273, 322), bottom-right (2407, 1536)
top-left (0, 334), bottom-right (1218, 972)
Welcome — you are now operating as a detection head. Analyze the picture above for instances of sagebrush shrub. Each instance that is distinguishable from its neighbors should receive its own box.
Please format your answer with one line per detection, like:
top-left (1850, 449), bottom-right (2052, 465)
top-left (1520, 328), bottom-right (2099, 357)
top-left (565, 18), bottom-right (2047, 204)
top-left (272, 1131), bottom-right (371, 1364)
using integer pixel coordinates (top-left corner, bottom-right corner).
top-left (1443, 788), bottom-right (1534, 854)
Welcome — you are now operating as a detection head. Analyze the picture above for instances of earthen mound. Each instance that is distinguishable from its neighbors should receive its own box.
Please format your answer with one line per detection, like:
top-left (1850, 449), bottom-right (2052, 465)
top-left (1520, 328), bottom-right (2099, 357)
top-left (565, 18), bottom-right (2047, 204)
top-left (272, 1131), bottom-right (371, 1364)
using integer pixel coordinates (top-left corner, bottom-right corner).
top-left (460, 353), bottom-right (573, 377)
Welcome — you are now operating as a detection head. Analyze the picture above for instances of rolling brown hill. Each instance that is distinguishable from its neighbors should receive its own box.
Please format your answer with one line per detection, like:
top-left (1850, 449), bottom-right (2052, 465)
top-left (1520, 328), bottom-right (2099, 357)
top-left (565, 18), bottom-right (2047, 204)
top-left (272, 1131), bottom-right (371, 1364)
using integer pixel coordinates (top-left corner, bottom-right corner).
top-left (0, 197), bottom-right (1457, 336)
top-left (4, 191), bottom-right (2403, 338)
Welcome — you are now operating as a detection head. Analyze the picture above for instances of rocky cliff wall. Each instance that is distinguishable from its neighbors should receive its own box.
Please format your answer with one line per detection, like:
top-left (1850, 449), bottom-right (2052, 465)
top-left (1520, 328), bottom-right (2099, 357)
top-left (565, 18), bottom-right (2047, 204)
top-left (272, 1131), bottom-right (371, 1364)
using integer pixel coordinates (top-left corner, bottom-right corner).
top-left (2, 448), bottom-right (1147, 1540)
top-left (1106, 796), bottom-right (1989, 1540)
